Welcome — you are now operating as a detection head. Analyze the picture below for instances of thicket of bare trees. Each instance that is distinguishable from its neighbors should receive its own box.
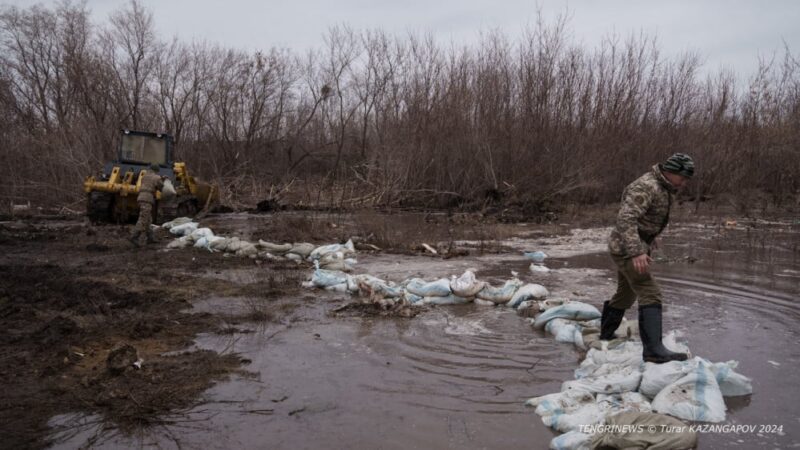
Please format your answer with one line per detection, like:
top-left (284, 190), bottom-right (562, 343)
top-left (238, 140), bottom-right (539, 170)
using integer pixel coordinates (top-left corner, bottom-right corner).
top-left (1, 1), bottom-right (798, 212)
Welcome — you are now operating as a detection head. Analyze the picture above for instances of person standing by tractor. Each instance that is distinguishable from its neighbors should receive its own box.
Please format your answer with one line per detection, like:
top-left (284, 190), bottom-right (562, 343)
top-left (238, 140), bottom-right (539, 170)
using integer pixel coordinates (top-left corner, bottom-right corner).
top-left (129, 163), bottom-right (164, 247)
top-left (600, 153), bottom-right (695, 364)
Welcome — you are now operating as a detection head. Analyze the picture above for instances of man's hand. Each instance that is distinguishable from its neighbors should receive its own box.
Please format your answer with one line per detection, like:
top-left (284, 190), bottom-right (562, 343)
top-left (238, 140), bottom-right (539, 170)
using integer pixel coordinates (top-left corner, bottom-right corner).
top-left (632, 254), bottom-right (652, 274)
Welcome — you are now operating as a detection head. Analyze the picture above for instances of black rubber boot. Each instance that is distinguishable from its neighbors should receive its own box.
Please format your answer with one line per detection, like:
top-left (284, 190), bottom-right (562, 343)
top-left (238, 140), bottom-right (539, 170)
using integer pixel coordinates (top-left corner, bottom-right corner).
top-left (639, 304), bottom-right (687, 363)
top-left (600, 301), bottom-right (626, 340)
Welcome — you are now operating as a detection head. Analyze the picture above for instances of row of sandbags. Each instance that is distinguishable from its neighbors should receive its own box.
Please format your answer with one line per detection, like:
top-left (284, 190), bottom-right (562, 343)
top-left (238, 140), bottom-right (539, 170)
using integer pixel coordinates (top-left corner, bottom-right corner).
top-left (304, 265), bottom-right (552, 308)
top-left (161, 218), bottom-right (357, 270)
top-left (522, 301), bottom-right (753, 449)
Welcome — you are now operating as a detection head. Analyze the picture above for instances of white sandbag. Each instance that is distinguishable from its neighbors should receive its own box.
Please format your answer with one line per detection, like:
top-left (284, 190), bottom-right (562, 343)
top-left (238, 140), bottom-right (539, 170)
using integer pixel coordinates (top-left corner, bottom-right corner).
top-left (257, 240), bottom-right (292, 253)
top-left (549, 431), bottom-right (592, 450)
top-left (524, 251), bottom-right (548, 262)
top-left (161, 178), bottom-right (176, 199)
top-left (354, 274), bottom-right (403, 298)
top-left (209, 237), bottom-right (233, 252)
top-left (188, 227), bottom-right (214, 242)
top-left (663, 330), bottom-right (691, 356)
top-left (596, 391), bottom-right (652, 414)
top-left (319, 258), bottom-right (356, 273)
top-left (161, 217), bottom-right (192, 229)
top-left (450, 270), bottom-right (486, 297)
top-left (170, 222), bottom-right (198, 236)
top-left (167, 235), bottom-right (193, 249)
top-left (289, 242), bottom-right (316, 258)
top-left (545, 318), bottom-right (587, 346)
top-left (421, 294), bottom-right (471, 305)
top-left (537, 298), bottom-right (567, 311)
top-left (530, 263), bottom-right (550, 273)
top-left (476, 279), bottom-right (523, 303)
top-left (308, 239), bottom-right (355, 261)
top-left (507, 283), bottom-right (549, 308)
top-left (640, 360), bottom-right (696, 398)
top-left (404, 278), bottom-right (452, 297)
top-left (235, 242), bottom-right (258, 257)
top-left (525, 390), bottom-right (595, 416)
top-left (310, 265), bottom-right (350, 288)
top-left (285, 253), bottom-right (303, 262)
top-left (562, 365), bottom-right (642, 395)
top-left (709, 360), bottom-right (753, 396)
top-left (226, 238), bottom-right (253, 253)
top-left (474, 299), bottom-right (496, 306)
top-left (575, 343), bottom-right (643, 379)
top-left (533, 302), bottom-right (600, 328)
top-left (194, 235), bottom-right (225, 251)
top-left (542, 403), bottom-right (606, 433)
top-left (325, 283), bottom-right (349, 293)
top-left (402, 291), bottom-right (424, 304)
top-left (651, 360), bottom-right (726, 422)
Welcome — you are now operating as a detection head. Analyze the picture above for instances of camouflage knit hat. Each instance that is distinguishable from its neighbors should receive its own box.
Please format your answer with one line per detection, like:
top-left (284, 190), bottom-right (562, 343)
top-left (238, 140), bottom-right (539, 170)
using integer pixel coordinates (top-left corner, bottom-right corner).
top-left (149, 163), bottom-right (160, 172)
top-left (662, 153), bottom-right (695, 178)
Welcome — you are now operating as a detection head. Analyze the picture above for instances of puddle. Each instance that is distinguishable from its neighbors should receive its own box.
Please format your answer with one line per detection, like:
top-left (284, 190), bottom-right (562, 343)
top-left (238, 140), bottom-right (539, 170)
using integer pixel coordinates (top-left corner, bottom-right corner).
top-left (50, 215), bottom-right (800, 449)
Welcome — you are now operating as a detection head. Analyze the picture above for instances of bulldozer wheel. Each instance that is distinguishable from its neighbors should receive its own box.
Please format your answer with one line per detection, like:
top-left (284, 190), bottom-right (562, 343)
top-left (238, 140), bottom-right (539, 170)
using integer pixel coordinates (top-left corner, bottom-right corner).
top-left (87, 192), bottom-right (113, 223)
top-left (177, 199), bottom-right (198, 217)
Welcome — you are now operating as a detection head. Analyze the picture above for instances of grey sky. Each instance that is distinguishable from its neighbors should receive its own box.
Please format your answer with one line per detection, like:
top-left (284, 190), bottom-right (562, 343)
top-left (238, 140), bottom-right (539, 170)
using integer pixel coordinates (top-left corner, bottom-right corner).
top-left (7, 0), bottom-right (800, 78)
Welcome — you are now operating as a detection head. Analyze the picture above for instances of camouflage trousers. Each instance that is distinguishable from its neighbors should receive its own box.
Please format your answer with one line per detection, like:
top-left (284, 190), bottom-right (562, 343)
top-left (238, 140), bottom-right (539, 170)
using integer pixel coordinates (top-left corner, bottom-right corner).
top-left (131, 201), bottom-right (155, 241)
top-left (608, 253), bottom-right (662, 309)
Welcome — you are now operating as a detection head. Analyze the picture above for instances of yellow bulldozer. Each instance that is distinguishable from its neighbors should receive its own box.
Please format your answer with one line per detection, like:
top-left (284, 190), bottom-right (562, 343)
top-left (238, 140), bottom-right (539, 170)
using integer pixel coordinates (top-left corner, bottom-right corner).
top-left (84, 129), bottom-right (218, 224)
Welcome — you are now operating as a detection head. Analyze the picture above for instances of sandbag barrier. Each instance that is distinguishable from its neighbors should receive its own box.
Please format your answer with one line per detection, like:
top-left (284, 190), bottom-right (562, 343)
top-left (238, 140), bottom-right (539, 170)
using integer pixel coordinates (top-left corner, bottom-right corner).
top-left (162, 219), bottom-right (753, 449)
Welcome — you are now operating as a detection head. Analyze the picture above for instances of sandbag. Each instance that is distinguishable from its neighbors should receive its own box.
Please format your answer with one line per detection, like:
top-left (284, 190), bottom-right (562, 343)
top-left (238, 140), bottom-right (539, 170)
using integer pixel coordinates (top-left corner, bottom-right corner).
top-left (235, 242), bottom-right (258, 257)
top-left (651, 360), bottom-right (726, 422)
top-left (257, 240), bottom-right (292, 253)
top-left (709, 360), bottom-right (752, 396)
top-left (170, 222), bottom-right (198, 236)
top-left (161, 217), bottom-right (192, 229)
top-left (188, 227), bottom-right (214, 242)
top-left (319, 258), bottom-right (357, 273)
top-left (545, 318), bottom-right (587, 346)
top-left (161, 178), bottom-right (176, 199)
top-left (542, 403), bottom-right (605, 433)
top-left (310, 266), bottom-right (349, 288)
top-left (525, 390), bottom-right (595, 416)
top-left (549, 431), bottom-right (592, 450)
top-left (507, 283), bottom-right (549, 308)
top-left (590, 411), bottom-right (698, 450)
top-left (640, 360), bottom-right (696, 398)
top-left (194, 235), bottom-right (225, 251)
top-left (475, 279), bottom-right (523, 303)
top-left (289, 242), bottom-right (316, 258)
top-left (308, 239), bottom-right (355, 261)
top-left (450, 270), bottom-right (486, 297)
top-left (354, 274), bottom-right (403, 298)
top-left (562, 365), bottom-right (642, 395)
top-left (404, 278), bottom-right (452, 297)
top-left (532, 301), bottom-right (600, 328)
top-left (209, 237), bottom-right (234, 252)
top-left (530, 263), bottom-right (550, 273)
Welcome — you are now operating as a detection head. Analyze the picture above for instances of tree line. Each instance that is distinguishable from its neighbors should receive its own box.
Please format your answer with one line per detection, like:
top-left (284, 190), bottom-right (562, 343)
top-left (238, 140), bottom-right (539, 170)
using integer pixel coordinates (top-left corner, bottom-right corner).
top-left (1, 1), bottom-right (798, 213)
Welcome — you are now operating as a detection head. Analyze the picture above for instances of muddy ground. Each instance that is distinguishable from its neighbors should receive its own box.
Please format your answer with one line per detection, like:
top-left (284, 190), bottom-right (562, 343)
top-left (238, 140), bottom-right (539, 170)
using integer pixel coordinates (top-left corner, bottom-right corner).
top-left (1, 206), bottom-right (798, 449)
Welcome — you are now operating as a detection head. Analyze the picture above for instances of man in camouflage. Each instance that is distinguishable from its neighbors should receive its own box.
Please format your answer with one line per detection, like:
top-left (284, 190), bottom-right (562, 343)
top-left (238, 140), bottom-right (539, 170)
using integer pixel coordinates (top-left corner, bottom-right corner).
top-left (601, 153), bottom-right (695, 364)
top-left (129, 163), bottom-right (164, 247)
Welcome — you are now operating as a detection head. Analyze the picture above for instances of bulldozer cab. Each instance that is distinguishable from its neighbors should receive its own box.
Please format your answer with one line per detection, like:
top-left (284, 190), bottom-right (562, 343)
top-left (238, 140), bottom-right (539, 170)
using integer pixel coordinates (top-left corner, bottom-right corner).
top-left (119, 130), bottom-right (172, 166)
top-left (105, 130), bottom-right (175, 180)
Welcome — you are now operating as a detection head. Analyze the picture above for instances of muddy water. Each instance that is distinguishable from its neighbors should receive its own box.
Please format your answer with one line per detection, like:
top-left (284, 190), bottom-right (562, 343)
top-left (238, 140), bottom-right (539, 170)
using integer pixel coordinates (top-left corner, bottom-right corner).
top-left (50, 216), bottom-right (800, 449)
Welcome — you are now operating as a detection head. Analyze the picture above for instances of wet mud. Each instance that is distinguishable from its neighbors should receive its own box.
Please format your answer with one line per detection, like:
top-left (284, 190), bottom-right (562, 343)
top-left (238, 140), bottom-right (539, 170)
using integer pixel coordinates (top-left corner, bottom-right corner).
top-left (2, 212), bottom-right (798, 449)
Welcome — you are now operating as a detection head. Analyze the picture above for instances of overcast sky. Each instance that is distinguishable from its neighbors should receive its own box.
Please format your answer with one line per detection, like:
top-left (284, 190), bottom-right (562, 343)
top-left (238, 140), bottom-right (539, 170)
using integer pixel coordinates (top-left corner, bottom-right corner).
top-left (7, 0), bottom-right (800, 78)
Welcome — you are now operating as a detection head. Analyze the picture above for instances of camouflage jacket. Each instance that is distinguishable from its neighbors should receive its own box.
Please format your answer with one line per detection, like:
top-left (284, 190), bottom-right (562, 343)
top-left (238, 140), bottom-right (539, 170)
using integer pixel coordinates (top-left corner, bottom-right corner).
top-left (136, 171), bottom-right (164, 204)
top-left (608, 164), bottom-right (677, 257)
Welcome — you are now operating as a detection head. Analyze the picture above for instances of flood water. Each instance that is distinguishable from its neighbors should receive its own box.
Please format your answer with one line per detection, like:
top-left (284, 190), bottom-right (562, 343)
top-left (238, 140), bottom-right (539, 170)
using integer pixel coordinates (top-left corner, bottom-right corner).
top-left (50, 215), bottom-right (800, 449)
